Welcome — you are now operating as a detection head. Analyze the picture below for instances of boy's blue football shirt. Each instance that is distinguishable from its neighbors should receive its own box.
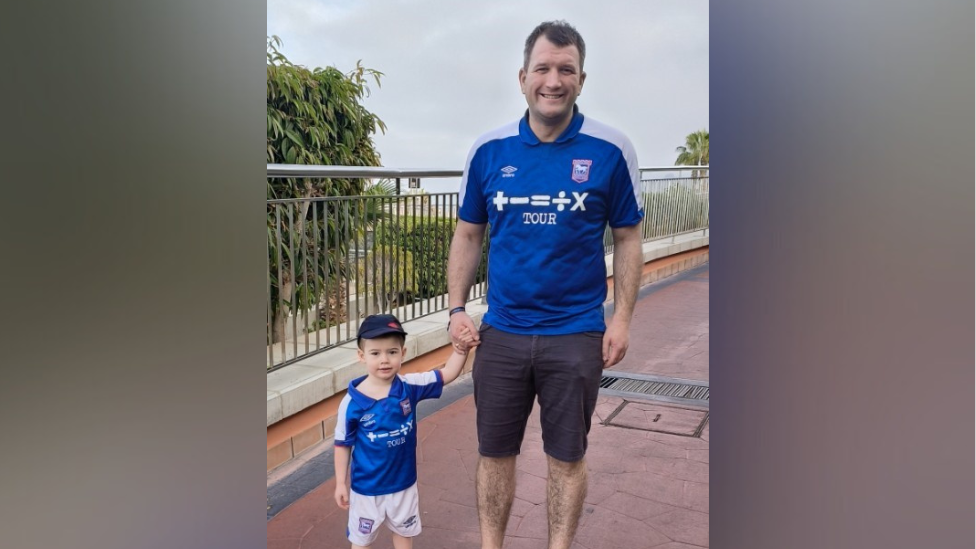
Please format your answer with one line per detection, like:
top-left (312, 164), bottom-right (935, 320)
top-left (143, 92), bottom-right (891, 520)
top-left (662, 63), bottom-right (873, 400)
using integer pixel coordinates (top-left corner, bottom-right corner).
top-left (334, 371), bottom-right (443, 496)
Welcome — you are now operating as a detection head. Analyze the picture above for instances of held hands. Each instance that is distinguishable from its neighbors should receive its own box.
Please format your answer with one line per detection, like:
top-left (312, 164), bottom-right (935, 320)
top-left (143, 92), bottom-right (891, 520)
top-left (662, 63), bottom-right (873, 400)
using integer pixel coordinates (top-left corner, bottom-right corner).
top-left (453, 326), bottom-right (480, 355)
top-left (335, 483), bottom-right (350, 510)
top-left (449, 311), bottom-right (480, 353)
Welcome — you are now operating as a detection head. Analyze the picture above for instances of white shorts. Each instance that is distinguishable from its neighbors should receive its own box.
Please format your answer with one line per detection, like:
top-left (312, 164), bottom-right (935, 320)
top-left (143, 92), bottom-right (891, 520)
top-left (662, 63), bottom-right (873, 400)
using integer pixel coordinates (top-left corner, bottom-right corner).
top-left (346, 483), bottom-right (421, 546)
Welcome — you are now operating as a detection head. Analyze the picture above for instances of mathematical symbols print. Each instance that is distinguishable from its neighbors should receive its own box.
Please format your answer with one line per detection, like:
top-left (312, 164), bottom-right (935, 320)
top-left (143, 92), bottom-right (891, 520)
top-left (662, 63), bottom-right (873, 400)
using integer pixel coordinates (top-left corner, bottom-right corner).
top-left (492, 191), bottom-right (587, 213)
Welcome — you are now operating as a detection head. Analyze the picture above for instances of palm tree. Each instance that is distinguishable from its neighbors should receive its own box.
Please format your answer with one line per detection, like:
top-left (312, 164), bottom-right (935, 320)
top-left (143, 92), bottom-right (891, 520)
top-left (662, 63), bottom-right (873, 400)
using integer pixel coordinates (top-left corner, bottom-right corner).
top-left (675, 129), bottom-right (709, 179)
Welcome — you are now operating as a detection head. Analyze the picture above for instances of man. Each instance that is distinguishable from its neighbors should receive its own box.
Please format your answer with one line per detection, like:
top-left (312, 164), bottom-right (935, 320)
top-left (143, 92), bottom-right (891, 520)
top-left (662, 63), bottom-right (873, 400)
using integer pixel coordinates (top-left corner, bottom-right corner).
top-left (446, 20), bottom-right (644, 549)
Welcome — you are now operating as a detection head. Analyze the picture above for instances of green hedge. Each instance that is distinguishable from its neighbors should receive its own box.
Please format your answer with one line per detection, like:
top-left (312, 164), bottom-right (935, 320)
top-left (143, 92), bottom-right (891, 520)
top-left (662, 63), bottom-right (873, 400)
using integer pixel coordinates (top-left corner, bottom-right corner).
top-left (376, 215), bottom-right (488, 300)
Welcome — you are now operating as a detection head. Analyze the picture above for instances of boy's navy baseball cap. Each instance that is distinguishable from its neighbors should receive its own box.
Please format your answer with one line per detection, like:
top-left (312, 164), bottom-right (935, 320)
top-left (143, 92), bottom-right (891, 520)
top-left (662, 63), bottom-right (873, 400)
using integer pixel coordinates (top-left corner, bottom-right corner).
top-left (357, 314), bottom-right (408, 339)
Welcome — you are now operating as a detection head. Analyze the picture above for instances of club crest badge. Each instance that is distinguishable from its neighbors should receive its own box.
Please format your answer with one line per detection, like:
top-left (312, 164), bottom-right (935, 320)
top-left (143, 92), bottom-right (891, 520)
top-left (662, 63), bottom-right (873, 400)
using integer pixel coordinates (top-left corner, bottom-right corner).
top-left (571, 159), bottom-right (592, 183)
top-left (400, 399), bottom-right (411, 415)
top-left (359, 518), bottom-right (374, 534)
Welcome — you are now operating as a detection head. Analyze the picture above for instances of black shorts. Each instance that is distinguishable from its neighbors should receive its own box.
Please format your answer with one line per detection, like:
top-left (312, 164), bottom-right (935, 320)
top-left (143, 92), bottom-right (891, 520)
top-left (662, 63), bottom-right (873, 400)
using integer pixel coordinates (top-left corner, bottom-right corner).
top-left (472, 323), bottom-right (604, 463)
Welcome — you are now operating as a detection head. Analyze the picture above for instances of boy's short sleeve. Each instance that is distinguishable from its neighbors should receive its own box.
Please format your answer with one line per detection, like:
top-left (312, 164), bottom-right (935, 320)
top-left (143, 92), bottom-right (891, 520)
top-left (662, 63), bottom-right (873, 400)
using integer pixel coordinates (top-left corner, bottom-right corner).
top-left (402, 370), bottom-right (443, 402)
top-left (334, 394), bottom-right (356, 446)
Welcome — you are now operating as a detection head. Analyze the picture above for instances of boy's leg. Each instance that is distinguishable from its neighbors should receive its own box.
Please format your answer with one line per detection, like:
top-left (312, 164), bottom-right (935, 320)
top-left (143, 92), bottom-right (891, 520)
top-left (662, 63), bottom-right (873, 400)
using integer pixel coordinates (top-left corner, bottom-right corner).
top-left (391, 533), bottom-right (412, 549)
top-left (384, 484), bottom-right (421, 543)
top-left (346, 489), bottom-right (382, 547)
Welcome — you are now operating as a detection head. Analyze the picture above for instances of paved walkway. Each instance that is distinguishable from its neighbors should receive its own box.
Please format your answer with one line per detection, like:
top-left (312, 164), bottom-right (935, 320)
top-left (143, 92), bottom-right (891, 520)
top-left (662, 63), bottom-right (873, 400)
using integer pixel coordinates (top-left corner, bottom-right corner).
top-left (268, 263), bottom-right (709, 549)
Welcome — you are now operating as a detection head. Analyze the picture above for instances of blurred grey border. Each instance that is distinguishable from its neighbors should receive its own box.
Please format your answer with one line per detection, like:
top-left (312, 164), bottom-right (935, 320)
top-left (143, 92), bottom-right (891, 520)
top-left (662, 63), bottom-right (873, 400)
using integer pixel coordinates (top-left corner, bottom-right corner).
top-left (710, 1), bottom-right (973, 548)
top-left (1, 2), bottom-right (266, 549)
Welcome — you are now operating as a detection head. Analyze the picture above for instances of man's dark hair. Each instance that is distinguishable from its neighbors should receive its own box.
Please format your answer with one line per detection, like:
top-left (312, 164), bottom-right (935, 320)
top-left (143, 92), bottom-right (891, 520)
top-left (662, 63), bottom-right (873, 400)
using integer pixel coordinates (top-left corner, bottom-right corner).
top-left (523, 20), bottom-right (586, 71)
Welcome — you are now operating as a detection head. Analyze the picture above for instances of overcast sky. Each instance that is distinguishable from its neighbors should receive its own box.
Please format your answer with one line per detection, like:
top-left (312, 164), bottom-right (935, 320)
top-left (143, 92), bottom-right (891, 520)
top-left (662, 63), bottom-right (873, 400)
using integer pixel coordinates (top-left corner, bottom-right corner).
top-left (268, 0), bottom-right (708, 192)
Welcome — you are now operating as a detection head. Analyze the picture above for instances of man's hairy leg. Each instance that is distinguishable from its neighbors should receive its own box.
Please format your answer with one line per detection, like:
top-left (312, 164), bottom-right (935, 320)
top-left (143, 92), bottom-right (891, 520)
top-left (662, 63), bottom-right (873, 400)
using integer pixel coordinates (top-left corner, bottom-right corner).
top-left (476, 455), bottom-right (517, 549)
top-left (546, 456), bottom-right (588, 549)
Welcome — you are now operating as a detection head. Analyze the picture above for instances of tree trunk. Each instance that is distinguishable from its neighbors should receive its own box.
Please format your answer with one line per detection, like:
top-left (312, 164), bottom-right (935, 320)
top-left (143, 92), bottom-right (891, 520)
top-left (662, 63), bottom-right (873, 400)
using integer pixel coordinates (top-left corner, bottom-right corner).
top-left (272, 276), bottom-right (293, 344)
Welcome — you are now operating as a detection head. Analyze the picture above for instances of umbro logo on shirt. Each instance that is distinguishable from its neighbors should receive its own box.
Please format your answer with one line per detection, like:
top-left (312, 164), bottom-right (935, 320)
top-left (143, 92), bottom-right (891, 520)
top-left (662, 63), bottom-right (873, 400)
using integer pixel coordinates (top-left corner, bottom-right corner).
top-left (500, 165), bottom-right (517, 178)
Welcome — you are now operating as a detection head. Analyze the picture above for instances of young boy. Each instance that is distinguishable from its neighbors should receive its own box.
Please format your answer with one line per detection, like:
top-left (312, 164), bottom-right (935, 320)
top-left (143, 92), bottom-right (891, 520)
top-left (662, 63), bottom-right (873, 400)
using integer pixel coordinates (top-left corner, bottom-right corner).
top-left (333, 313), bottom-right (478, 549)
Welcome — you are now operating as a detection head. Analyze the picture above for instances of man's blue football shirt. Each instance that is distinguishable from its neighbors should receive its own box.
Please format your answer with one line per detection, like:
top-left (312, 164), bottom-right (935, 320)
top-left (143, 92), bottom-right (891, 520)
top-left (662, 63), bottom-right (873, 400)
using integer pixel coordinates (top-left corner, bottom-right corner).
top-left (458, 108), bottom-right (644, 335)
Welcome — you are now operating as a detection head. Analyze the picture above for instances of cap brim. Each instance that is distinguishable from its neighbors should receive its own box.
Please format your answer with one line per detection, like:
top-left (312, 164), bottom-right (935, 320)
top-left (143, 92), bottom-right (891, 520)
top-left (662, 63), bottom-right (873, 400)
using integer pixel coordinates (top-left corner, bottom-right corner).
top-left (358, 327), bottom-right (408, 339)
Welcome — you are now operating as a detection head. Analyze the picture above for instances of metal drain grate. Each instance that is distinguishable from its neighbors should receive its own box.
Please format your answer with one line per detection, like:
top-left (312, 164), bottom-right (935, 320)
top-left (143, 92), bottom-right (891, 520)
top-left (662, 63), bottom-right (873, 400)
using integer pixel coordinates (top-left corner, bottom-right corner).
top-left (599, 372), bottom-right (709, 408)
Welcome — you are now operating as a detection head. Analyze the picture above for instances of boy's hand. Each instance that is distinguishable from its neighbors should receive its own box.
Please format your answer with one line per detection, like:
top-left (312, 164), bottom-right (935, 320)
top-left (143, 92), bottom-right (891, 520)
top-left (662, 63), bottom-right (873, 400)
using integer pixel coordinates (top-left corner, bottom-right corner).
top-left (454, 327), bottom-right (481, 354)
top-left (335, 484), bottom-right (350, 510)
top-left (441, 326), bottom-right (477, 384)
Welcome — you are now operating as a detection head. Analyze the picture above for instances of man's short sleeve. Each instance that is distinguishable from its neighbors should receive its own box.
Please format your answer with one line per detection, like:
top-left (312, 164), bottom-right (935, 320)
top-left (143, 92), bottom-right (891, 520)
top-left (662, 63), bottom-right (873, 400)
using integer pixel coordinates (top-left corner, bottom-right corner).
top-left (607, 141), bottom-right (644, 228)
top-left (458, 144), bottom-right (488, 224)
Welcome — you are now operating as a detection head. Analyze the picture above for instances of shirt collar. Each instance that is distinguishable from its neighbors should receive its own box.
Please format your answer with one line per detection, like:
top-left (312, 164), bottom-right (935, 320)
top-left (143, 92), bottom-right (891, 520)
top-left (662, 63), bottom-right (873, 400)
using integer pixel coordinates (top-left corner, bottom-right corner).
top-left (348, 374), bottom-right (405, 407)
top-left (518, 105), bottom-right (584, 145)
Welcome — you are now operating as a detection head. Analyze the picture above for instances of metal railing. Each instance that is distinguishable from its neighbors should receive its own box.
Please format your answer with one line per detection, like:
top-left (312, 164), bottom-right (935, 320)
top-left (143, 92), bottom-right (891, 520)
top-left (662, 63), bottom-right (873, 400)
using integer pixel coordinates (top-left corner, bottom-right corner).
top-left (267, 165), bottom-right (708, 371)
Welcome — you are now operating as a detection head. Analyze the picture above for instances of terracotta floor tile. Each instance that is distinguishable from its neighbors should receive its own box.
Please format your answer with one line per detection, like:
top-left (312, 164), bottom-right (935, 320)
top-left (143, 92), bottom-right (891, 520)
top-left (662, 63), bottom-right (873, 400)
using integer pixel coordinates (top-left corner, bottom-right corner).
top-left (574, 506), bottom-right (671, 549)
top-left (687, 448), bottom-right (709, 463)
top-left (420, 496), bottom-right (481, 533)
top-left (417, 455), bottom-right (474, 493)
top-left (614, 470), bottom-right (688, 509)
top-left (417, 440), bottom-right (463, 466)
top-left (584, 471), bottom-right (617, 505)
top-left (516, 455), bottom-right (549, 478)
top-left (458, 448), bottom-right (480, 481)
top-left (436, 479), bottom-right (477, 508)
top-left (682, 480), bottom-right (709, 514)
top-left (644, 508), bottom-right (710, 547)
top-left (511, 501), bottom-right (549, 539)
top-left (300, 515), bottom-right (357, 549)
top-left (514, 469), bottom-right (548, 505)
top-left (651, 543), bottom-right (710, 549)
top-left (413, 525), bottom-right (482, 548)
top-left (640, 455), bottom-right (710, 483)
top-left (609, 402), bottom-right (707, 436)
top-left (509, 496), bottom-right (537, 518)
top-left (503, 536), bottom-right (549, 549)
top-left (265, 538), bottom-right (301, 549)
top-left (598, 490), bottom-right (679, 521)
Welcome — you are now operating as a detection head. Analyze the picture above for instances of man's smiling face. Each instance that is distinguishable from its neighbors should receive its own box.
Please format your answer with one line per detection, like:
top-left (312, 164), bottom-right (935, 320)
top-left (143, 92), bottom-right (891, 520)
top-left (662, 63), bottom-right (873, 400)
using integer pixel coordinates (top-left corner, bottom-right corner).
top-left (519, 35), bottom-right (586, 132)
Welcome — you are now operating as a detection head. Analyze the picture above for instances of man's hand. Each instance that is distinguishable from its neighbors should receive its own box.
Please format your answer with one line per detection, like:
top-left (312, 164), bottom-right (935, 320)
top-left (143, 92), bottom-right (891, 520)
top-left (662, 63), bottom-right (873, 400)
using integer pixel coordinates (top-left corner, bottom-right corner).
top-left (449, 311), bottom-right (479, 351)
top-left (335, 483), bottom-right (350, 510)
top-left (602, 315), bottom-right (631, 368)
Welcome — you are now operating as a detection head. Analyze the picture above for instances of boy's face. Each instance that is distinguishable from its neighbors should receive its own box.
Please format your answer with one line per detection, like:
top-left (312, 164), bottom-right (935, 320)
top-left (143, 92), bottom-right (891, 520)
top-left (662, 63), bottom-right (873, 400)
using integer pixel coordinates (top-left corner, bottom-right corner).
top-left (357, 335), bottom-right (406, 383)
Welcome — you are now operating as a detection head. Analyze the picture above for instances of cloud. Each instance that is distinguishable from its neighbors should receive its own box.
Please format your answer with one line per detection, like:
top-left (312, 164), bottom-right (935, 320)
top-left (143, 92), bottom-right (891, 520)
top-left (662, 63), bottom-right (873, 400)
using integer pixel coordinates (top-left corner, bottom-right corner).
top-left (268, 0), bottom-right (709, 175)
